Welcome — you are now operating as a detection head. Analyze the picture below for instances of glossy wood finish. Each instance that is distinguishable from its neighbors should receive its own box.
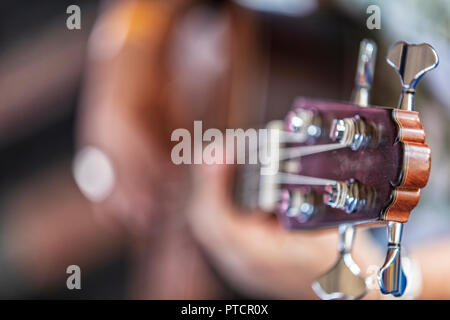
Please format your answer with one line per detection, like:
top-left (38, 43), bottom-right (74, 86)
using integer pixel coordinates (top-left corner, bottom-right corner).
top-left (401, 142), bottom-right (431, 188)
top-left (384, 110), bottom-right (431, 222)
top-left (383, 188), bottom-right (421, 222)
top-left (393, 110), bottom-right (426, 143)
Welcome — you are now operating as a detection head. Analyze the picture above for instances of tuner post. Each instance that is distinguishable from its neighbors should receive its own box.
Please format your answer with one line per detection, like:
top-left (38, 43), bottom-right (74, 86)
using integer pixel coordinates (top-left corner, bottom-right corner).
top-left (323, 180), bottom-right (375, 214)
top-left (378, 221), bottom-right (407, 297)
top-left (277, 189), bottom-right (316, 223)
top-left (352, 39), bottom-right (377, 107)
top-left (285, 109), bottom-right (322, 141)
top-left (329, 39), bottom-right (379, 151)
top-left (329, 116), bottom-right (378, 151)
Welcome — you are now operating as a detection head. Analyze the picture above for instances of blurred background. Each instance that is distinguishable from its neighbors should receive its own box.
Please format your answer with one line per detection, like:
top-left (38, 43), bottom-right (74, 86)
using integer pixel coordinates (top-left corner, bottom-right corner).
top-left (0, 0), bottom-right (449, 299)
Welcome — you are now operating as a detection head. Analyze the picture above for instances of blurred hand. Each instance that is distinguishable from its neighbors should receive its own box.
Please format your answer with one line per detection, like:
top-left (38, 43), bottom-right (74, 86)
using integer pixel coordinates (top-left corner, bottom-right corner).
top-left (186, 163), bottom-right (384, 299)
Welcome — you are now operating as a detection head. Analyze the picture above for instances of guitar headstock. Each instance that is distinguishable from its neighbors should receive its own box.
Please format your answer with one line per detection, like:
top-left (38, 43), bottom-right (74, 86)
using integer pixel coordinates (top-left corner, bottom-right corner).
top-left (258, 40), bottom-right (438, 299)
top-left (278, 98), bottom-right (404, 228)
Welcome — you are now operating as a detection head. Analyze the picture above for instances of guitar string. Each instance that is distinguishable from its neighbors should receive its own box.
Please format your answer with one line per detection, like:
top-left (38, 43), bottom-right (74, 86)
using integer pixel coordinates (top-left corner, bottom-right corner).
top-left (278, 143), bottom-right (345, 160)
top-left (238, 132), bottom-right (343, 184)
top-left (246, 130), bottom-right (344, 161)
top-left (265, 173), bottom-right (336, 186)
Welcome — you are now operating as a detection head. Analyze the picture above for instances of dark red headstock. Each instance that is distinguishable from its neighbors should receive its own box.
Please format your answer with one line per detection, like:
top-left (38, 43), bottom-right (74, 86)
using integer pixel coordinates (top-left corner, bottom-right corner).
top-left (275, 97), bottom-right (431, 230)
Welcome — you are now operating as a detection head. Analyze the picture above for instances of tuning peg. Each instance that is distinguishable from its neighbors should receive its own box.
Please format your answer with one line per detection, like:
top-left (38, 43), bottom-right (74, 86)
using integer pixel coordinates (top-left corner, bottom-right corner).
top-left (285, 108), bottom-right (322, 141)
top-left (313, 40), bottom-right (378, 300)
top-left (377, 221), bottom-right (407, 297)
top-left (312, 224), bottom-right (367, 300)
top-left (330, 40), bottom-right (378, 151)
top-left (278, 189), bottom-right (315, 223)
top-left (386, 41), bottom-right (439, 111)
top-left (352, 39), bottom-right (377, 107)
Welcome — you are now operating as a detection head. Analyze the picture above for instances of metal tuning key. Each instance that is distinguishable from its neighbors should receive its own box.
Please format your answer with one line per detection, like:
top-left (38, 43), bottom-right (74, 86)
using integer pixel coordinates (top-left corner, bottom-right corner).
top-left (378, 222), bottom-right (407, 296)
top-left (377, 42), bottom-right (438, 298)
top-left (386, 41), bottom-right (439, 111)
top-left (278, 189), bottom-right (315, 223)
top-left (323, 180), bottom-right (375, 214)
top-left (312, 224), bottom-right (367, 300)
top-left (313, 39), bottom-right (377, 300)
top-left (329, 39), bottom-right (379, 151)
top-left (285, 108), bottom-right (322, 141)
top-left (329, 116), bottom-right (377, 151)
top-left (352, 39), bottom-right (377, 107)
